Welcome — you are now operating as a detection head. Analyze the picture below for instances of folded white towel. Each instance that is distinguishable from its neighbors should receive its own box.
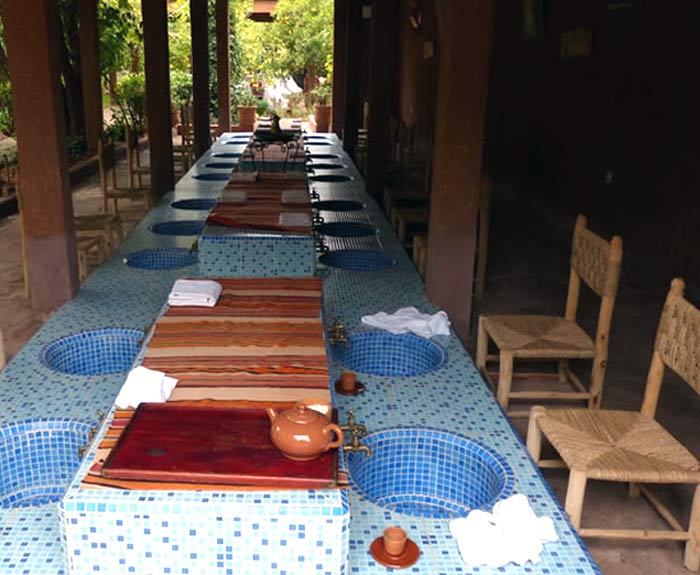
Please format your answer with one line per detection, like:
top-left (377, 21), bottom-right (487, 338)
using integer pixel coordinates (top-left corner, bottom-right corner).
top-left (449, 494), bottom-right (559, 568)
top-left (279, 212), bottom-right (312, 228)
top-left (168, 279), bottom-right (222, 307)
top-left (282, 189), bottom-right (310, 204)
top-left (361, 306), bottom-right (451, 338)
top-left (115, 366), bottom-right (178, 409)
top-left (220, 190), bottom-right (247, 203)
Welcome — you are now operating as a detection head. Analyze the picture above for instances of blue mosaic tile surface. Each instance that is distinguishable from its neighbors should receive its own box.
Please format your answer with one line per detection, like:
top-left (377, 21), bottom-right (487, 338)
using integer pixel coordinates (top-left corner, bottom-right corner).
top-left (0, 132), bottom-right (601, 575)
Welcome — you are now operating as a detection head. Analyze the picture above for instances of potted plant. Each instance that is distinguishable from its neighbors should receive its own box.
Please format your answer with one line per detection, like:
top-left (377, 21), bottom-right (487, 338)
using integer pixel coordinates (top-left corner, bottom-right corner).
top-left (310, 83), bottom-right (332, 133)
top-left (236, 88), bottom-right (258, 131)
top-left (170, 71), bottom-right (193, 127)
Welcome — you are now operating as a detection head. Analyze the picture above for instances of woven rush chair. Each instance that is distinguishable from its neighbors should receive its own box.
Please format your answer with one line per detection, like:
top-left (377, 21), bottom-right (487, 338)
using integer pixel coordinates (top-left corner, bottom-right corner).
top-left (526, 278), bottom-right (700, 570)
top-left (476, 214), bottom-right (623, 417)
top-left (125, 123), bottom-right (151, 191)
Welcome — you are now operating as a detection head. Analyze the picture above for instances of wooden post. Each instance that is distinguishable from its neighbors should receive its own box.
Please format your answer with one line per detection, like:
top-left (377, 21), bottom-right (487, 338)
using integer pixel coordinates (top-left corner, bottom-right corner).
top-left (332, 0), bottom-right (348, 137)
top-left (216, 0), bottom-right (231, 133)
top-left (142, 0), bottom-right (175, 200)
top-left (365, 0), bottom-right (399, 198)
top-left (79, 0), bottom-right (102, 155)
top-left (191, 0), bottom-right (211, 158)
top-left (3, 0), bottom-right (79, 311)
top-left (342, 0), bottom-right (362, 158)
top-left (424, 0), bottom-right (494, 340)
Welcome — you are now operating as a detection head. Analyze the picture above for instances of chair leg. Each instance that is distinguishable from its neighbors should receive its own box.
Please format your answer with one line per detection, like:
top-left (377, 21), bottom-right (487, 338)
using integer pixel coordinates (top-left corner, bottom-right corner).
top-left (496, 351), bottom-right (514, 410)
top-left (565, 469), bottom-right (588, 530)
top-left (526, 406), bottom-right (546, 462)
top-left (476, 317), bottom-right (488, 371)
top-left (628, 482), bottom-right (641, 499)
top-left (557, 360), bottom-right (569, 383)
top-left (685, 484), bottom-right (700, 571)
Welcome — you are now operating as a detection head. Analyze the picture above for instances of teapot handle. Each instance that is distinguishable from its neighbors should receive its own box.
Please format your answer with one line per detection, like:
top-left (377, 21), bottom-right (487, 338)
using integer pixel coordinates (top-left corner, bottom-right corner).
top-left (324, 423), bottom-right (344, 450)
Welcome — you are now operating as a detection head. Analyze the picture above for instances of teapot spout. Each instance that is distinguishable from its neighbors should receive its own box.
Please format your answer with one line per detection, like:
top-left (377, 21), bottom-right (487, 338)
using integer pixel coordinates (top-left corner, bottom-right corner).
top-left (266, 407), bottom-right (277, 421)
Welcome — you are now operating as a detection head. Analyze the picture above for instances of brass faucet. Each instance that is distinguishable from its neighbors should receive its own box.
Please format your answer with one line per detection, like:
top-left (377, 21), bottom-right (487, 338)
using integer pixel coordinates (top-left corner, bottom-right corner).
top-left (343, 427), bottom-right (372, 456)
top-left (77, 410), bottom-right (107, 459)
top-left (327, 319), bottom-right (348, 346)
top-left (342, 410), bottom-right (371, 456)
top-left (341, 409), bottom-right (366, 435)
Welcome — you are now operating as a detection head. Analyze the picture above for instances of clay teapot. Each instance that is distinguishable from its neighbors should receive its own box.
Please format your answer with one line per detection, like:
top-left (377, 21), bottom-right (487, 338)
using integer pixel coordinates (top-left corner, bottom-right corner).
top-left (267, 399), bottom-right (343, 461)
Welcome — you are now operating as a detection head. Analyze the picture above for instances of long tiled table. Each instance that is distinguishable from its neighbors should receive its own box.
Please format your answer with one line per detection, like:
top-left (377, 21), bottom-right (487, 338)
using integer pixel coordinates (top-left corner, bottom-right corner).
top-left (0, 133), bottom-right (601, 575)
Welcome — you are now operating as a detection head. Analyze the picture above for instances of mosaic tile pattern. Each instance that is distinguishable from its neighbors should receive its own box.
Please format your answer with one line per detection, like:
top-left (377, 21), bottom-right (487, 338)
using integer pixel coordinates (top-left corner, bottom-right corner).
top-left (170, 198), bottom-right (217, 211)
top-left (332, 332), bottom-right (446, 377)
top-left (319, 249), bottom-right (396, 271)
top-left (0, 132), bottom-right (602, 575)
top-left (0, 419), bottom-right (93, 509)
top-left (347, 428), bottom-right (514, 518)
top-left (315, 222), bottom-right (377, 238)
top-left (150, 220), bottom-right (206, 236)
top-left (41, 329), bottom-right (144, 376)
top-left (124, 248), bottom-right (199, 270)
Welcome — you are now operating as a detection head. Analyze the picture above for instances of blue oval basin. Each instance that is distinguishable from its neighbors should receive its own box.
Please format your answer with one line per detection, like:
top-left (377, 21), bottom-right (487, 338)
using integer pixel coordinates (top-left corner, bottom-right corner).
top-left (171, 199), bottom-right (216, 211)
top-left (309, 163), bottom-right (346, 170)
top-left (0, 419), bottom-right (94, 508)
top-left (312, 200), bottom-right (364, 212)
top-left (348, 428), bottom-right (515, 518)
top-left (211, 152), bottom-right (242, 158)
top-left (125, 248), bottom-right (198, 270)
top-left (204, 162), bottom-right (236, 169)
top-left (319, 249), bottom-right (395, 271)
top-left (308, 153), bottom-right (340, 160)
top-left (150, 220), bottom-right (205, 236)
top-left (309, 175), bottom-right (351, 183)
top-left (192, 173), bottom-right (230, 181)
top-left (314, 222), bottom-right (376, 238)
top-left (332, 332), bottom-right (445, 376)
top-left (42, 328), bottom-right (144, 376)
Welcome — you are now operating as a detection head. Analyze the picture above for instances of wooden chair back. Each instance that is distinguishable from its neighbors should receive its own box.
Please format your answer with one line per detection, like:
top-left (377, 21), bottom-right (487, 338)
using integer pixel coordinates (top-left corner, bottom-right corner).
top-left (97, 139), bottom-right (117, 189)
top-left (641, 278), bottom-right (700, 417)
top-left (564, 215), bottom-right (623, 321)
top-left (181, 104), bottom-right (194, 146)
top-left (563, 215), bottom-right (623, 407)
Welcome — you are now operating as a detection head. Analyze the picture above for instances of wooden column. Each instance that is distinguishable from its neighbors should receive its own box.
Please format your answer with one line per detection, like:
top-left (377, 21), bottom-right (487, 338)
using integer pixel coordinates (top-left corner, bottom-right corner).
top-left (3, 0), bottom-right (79, 310)
top-left (365, 0), bottom-right (399, 197)
top-left (79, 0), bottom-right (102, 154)
top-left (216, 0), bottom-right (231, 133)
top-left (425, 0), bottom-right (494, 340)
top-left (331, 0), bottom-right (348, 137)
top-left (191, 0), bottom-right (211, 158)
top-left (342, 0), bottom-right (362, 157)
top-left (142, 0), bottom-right (174, 199)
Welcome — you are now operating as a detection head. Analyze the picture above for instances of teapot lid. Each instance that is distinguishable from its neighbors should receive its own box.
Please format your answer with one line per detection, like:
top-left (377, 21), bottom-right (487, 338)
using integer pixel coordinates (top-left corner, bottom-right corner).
top-left (285, 403), bottom-right (323, 424)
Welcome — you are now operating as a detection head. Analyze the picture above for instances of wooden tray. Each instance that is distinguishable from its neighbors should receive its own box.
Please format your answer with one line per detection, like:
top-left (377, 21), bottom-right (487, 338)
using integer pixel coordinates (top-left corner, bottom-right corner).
top-left (101, 403), bottom-right (338, 488)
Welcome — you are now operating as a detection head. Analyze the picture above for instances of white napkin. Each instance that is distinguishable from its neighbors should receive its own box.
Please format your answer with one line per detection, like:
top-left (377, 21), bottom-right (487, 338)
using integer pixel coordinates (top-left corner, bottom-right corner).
top-left (361, 306), bottom-right (451, 338)
top-left (449, 494), bottom-right (559, 568)
top-left (168, 279), bottom-right (222, 307)
top-left (279, 212), bottom-right (312, 227)
top-left (282, 189), bottom-right (310, 204)
top-left (220, 190), bottom-right (247, 203)
top-left (115, 366), bottom-right (178, 409)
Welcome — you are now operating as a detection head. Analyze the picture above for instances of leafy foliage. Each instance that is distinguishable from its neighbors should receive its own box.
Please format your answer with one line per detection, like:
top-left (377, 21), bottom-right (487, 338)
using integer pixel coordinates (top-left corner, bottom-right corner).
top-left (234, 0), bottom-right (333, 91)
top-left (170, 70), bottom-right (193, 106)
top-left (98, 0), bottom-right (142, 77)
top-left (115, 73), bottom-right (146, 131)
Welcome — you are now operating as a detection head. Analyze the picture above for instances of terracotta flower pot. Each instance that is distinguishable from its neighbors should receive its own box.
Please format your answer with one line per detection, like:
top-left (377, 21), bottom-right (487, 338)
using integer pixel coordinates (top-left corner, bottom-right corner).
top-left (171, 109), bottom-right (181, 128)
top-left (313, 104), bottom-right (332, 133)
top-left (237, 105), bottom-right (257, 131)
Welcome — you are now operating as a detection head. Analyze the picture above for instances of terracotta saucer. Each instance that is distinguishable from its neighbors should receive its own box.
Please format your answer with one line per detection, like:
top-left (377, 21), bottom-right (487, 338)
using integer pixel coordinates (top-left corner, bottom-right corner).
top-left (334, 379), bottom-right (365, 396)
top-left (370, 537), bottom-right (420, 569)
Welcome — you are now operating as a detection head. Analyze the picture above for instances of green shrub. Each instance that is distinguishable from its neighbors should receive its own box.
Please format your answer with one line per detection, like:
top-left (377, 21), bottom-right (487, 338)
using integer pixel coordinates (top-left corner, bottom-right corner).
top-left (115, 73), bottom-right (146, 131)
top-left (170, 70), bottom-right (193, 107)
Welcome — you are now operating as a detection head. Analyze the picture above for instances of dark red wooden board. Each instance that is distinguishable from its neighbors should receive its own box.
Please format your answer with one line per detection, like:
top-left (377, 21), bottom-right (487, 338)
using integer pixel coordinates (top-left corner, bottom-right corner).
top-left (101, 403), bottom-right (338, 488)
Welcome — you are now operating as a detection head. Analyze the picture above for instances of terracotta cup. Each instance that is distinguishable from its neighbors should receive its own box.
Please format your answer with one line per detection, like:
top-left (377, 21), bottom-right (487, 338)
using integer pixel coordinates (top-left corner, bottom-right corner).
top-left (382, 526), bottom-right (407, 556)
top-left (340, 371), bottom-right (357, 393)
